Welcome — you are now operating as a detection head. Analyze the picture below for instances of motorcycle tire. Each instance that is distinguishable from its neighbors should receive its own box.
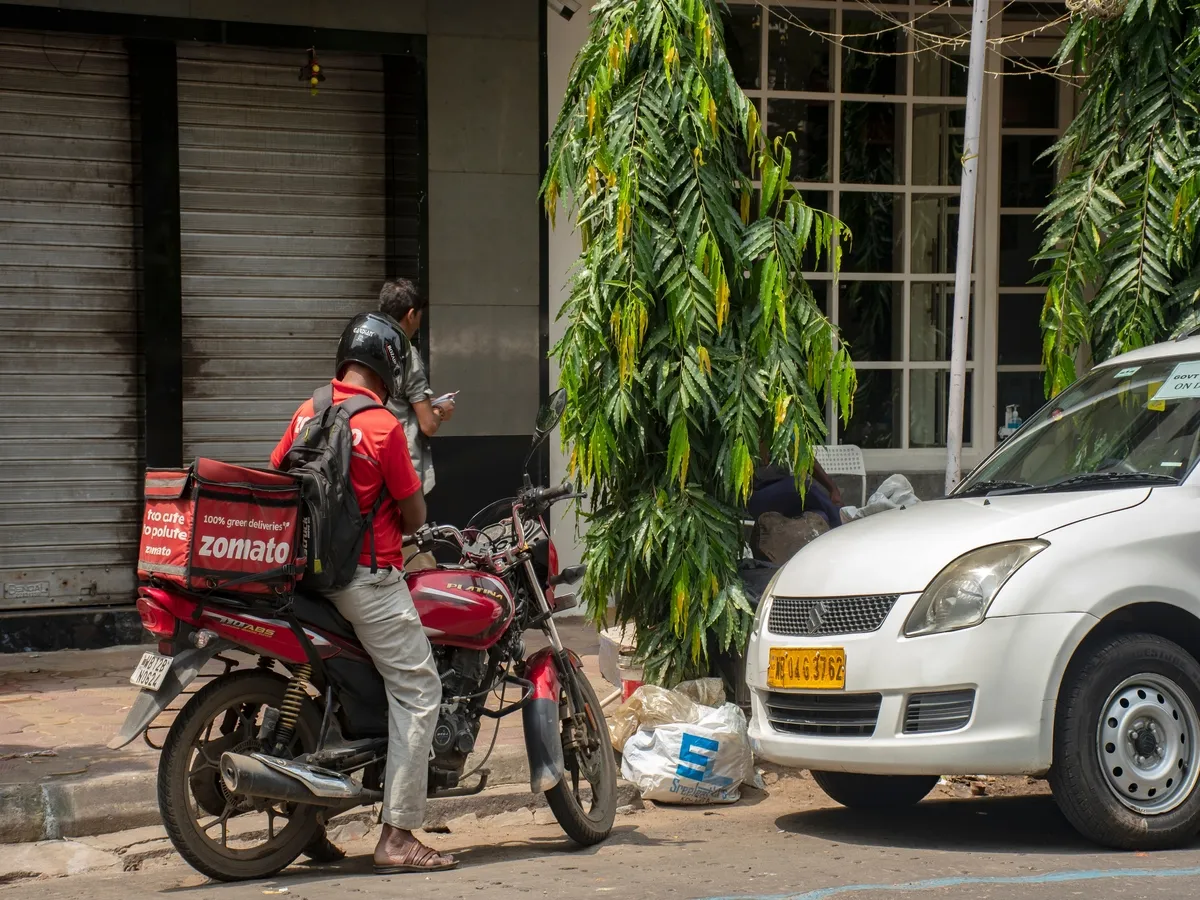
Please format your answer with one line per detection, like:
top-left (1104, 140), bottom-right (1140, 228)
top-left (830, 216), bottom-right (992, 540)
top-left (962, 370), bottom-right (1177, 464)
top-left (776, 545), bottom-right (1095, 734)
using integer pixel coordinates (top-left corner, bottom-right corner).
top-left (545, 667), bottom-right (618, 846)
top-left (158, 669), bottom-right (325, 882)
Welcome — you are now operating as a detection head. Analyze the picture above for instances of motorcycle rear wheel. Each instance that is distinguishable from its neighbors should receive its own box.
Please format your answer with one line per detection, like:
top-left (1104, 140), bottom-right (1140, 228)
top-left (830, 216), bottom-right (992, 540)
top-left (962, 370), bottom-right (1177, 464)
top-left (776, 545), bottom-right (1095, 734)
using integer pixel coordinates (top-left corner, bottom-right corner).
top-left (158, 669), bottom-right (325, 882)
top-left (545, 666), bottom-right (617, 845)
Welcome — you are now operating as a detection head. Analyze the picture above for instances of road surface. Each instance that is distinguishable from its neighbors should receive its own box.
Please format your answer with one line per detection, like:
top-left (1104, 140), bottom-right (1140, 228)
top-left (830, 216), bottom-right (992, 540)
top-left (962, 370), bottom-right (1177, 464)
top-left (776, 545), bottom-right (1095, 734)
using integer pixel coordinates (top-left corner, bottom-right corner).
top-left (4, 775), bottom-right (1199, 900)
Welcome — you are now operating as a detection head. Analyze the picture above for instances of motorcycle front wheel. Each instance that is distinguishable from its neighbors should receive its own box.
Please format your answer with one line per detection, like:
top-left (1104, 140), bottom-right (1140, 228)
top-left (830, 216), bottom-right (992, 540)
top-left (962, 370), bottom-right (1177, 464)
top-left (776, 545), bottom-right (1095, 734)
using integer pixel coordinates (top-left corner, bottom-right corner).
top-left (545, 665), bottom-right (618, 845)
top-left (158, 669), bottom-right (324, 881)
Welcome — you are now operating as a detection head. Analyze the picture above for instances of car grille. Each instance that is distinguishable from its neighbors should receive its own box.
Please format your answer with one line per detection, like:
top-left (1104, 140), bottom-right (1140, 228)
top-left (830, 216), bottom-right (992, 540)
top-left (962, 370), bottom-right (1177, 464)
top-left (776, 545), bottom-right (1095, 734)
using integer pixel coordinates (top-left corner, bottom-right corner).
top-left (764, 691), bottom-right (882, 737)
top-left (767, 595), bottom-right (898, 636)
top-left (903, 690), bottom-right (976, 734)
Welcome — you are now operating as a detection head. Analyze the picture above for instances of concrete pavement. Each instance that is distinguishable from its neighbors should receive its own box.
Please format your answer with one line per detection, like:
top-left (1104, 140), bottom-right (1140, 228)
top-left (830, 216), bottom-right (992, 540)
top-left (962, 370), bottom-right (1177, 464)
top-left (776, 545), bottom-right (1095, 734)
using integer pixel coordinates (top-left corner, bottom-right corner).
top-left (2, 772), bottom-right (1199, 900)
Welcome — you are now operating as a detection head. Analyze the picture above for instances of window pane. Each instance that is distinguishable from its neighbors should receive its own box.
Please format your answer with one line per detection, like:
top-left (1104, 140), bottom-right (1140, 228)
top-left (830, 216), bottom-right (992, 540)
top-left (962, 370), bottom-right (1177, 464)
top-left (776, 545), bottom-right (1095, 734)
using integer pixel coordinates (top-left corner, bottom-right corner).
top-left (839, 281), bottom-right (902, 362)
top-left (841, 102), bottom-right (904, 184)
top-left (911, 194), bottom-right (960, 274)
top-left (1000, 214), bottom-right (1047, 286)
top-left (842, 11), bottom-right (907, 95)
top-left (911, 283), bottom-right (973, 362)
top-left (910, 370), bottom-right (973, 448)
top-left (998, 293), bottom-right (1043, 365)
top-left (724, 4), bottom-right (762, 90)
top-left (840, 369), bottom-right (902, 449)
top-left (996, 371), bottom-right (1047, 434)
top-left (800, 190), bottom-right (832, 271)
top-left (912, 105), bottom-right (964, 186)
top-left (767, 8), bottom-right (831, 92)
top-left (806, 279), bottom-right (830, 317)
top-left (767, 99), bottom-right (831, 181)
top-left (1003, 57), bottom-right (1058, 128)
top-left (912, 15), bottom-right (970, 96)
top-left (1001, 135), bottom-right (1057, 208)
top-left (839, 192), bottom-right (903, 273)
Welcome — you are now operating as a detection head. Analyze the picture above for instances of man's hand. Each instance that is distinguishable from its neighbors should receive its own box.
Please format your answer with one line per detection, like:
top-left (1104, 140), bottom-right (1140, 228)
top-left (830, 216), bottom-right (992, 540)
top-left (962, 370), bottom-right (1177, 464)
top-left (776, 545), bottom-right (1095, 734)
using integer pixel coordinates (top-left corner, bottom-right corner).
top-left (434, 398), bottom-right (456, 422)
top-left (828, 484), bottom-right (843, 506)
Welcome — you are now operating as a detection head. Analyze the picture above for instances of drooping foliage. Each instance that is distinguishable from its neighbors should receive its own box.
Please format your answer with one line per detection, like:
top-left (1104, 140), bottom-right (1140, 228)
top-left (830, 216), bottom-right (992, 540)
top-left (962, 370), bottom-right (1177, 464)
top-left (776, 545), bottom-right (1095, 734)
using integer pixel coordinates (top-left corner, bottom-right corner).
top-left (1038, 0), bottom-right (1200, 395)
top-left (542, 0), bottom-right (855, 683)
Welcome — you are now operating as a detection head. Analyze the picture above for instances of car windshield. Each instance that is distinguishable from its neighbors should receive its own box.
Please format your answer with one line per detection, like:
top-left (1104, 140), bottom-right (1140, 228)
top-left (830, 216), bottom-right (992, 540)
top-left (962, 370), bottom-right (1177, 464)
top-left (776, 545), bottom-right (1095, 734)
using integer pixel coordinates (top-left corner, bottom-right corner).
top-left (957, 355), bottom-right (1200, 496)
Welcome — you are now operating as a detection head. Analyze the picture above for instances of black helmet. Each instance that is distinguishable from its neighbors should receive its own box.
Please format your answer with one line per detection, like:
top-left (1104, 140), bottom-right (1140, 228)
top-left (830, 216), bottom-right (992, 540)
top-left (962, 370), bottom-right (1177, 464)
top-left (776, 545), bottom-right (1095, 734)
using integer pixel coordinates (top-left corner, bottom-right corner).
top-left (335, 312), bottom-right (409, 401)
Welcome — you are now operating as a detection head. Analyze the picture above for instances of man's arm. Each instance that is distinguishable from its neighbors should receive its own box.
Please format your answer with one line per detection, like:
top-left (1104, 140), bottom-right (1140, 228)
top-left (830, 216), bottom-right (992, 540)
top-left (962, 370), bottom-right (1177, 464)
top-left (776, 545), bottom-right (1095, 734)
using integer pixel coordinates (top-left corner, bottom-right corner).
top-left (412, 398), bottom-right (447, 438)
top-left (380, 423), bottom-right (426, 530)
top-left (812, 460), bottom-right (843, 506)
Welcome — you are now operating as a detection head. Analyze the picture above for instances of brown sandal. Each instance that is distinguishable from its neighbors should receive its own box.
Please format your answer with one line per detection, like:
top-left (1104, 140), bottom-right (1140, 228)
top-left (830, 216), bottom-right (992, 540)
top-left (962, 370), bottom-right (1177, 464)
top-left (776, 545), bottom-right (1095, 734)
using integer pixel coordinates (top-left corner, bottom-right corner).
top-left (374, 842), bottom-right (458, 875)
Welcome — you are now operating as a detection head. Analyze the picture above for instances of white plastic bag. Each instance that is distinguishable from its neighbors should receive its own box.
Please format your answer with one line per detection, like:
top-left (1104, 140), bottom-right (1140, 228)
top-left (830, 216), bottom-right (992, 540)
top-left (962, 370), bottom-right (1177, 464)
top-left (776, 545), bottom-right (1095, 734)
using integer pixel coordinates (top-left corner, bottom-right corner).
top-left (841, 473), bottom-right (920, 522)
top-left (620, 703), bottom-right (755, 804)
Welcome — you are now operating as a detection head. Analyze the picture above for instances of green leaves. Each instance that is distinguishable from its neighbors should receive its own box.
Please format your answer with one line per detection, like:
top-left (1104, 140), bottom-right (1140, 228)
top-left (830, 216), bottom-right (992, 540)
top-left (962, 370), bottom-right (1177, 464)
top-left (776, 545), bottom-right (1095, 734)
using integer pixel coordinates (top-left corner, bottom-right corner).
top-left (542, 0), bottom-right (852, 685)
top-left (1038, 0), bottom-right (1200, 393)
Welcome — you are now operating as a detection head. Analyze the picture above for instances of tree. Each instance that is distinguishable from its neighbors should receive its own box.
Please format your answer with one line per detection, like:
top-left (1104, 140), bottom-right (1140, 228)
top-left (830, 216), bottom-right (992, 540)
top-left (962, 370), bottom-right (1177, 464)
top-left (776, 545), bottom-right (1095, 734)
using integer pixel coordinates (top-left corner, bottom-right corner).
top-left (1038, 0), bottom-right (1200, 395)
top-left (542, 0), bottom-right (855, 684)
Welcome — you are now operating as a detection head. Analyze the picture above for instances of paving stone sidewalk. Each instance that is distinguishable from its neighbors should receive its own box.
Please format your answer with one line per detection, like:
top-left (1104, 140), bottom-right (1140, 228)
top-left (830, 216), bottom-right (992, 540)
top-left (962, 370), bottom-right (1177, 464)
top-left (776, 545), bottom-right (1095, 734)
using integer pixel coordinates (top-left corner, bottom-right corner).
top-left (0, 621), bottom-right (609, 843)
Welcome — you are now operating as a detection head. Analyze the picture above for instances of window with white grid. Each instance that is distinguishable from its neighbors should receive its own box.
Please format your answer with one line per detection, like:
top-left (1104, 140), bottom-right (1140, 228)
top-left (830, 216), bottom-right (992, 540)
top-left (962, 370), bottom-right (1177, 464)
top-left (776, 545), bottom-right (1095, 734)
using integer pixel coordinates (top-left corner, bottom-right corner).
top-left (726, 1), bottom-right (978, 451)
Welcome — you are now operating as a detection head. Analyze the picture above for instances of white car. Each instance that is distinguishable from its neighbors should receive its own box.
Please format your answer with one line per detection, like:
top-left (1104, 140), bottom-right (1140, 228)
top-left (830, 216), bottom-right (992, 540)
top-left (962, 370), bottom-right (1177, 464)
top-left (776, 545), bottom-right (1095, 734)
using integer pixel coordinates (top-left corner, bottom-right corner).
top-left (746, 336), bottom-right (1200, 849)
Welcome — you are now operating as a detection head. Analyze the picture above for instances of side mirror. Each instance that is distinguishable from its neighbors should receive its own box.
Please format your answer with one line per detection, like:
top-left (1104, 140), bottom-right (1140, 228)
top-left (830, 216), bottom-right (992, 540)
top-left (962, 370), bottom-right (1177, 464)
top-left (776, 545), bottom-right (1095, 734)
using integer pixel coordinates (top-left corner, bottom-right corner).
top-left (533, 389), bottom-right (567, 441)
top-left (524, 389), bottom-right (567, 475)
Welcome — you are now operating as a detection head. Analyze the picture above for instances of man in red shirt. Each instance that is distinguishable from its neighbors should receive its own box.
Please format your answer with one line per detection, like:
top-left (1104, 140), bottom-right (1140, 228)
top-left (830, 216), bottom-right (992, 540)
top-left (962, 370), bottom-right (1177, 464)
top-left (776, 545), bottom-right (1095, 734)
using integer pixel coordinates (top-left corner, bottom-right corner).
top-left (270, 313), bottom-right (455, 874)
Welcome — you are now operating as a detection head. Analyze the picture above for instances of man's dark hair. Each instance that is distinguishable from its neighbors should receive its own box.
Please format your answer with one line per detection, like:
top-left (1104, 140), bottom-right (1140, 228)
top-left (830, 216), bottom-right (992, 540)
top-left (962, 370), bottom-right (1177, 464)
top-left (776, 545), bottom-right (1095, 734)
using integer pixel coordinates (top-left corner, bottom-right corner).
top-left (378, 278), bottom-right (428, 321)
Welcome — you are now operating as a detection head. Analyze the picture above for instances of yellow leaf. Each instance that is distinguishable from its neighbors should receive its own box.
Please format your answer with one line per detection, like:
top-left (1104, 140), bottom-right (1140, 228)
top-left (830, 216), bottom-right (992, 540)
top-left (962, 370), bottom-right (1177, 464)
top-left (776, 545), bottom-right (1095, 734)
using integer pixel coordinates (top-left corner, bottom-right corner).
top-left (739, 190), bottom-right (750, 225)
top-left (775, 394), bottom-right (791, 426)
top-left (587, 94), bottom-right (597, 136)
top-left (587, 166), bottom-right (599, 197)
top-left (697, 345), bottom-right (711, 375)
top-left (707, 97), bottom-right (718, 138)
top-left (608, 39), bottom-right (620, 72)
top-left (716, 275), bottom-right (730, 333)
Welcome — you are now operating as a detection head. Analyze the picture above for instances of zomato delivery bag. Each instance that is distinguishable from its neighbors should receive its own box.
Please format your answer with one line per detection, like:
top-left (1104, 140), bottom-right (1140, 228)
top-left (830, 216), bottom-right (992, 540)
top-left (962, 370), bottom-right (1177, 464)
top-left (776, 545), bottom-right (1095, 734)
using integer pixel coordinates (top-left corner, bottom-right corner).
top-left (136, 458), bottom-right (303, 600)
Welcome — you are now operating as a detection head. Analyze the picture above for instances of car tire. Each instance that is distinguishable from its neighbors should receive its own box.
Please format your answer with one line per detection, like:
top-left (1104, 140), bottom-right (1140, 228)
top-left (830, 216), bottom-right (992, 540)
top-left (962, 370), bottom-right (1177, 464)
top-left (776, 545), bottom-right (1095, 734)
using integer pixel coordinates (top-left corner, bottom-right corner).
top-left (1050, 632), bottom-right (1200, 850)
top-left (810, 771), bottom-right (939, 809)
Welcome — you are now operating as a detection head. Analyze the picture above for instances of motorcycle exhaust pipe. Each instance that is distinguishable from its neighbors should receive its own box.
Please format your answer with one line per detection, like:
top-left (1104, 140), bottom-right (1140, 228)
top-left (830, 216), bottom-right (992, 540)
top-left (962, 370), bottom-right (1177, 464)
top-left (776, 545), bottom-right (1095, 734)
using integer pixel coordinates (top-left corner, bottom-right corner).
top-left (220, 752), bottom-right (380, 808)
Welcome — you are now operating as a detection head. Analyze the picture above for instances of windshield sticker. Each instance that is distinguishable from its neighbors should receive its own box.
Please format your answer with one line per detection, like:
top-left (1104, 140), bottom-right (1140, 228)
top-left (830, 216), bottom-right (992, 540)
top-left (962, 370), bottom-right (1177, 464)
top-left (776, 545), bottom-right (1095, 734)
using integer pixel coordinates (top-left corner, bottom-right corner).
top-left (1148, 381), bottom-right (1167, 411)
top-left (1115, 366), bottom-right (1141, 378)
top-left (1160, 461), bottom-right (1184, 468)
top-left (1151, 362), bottom-right (1200, 402)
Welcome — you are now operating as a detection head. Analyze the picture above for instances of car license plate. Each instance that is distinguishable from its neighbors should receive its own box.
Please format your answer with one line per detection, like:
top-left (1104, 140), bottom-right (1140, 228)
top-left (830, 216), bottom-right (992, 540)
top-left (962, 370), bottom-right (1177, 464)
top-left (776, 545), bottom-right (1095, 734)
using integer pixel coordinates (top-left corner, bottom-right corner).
top-left (129, 651), bottom-right (173, 691)
top-left (767, 647), bottom-right (846, 690)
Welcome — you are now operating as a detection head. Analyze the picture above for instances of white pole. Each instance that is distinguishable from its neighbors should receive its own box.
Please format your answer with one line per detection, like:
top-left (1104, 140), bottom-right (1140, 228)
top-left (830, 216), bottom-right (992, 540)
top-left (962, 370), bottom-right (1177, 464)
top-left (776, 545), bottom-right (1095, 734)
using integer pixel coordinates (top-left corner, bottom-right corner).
top-left (944, 0), bottom-right (990, 495)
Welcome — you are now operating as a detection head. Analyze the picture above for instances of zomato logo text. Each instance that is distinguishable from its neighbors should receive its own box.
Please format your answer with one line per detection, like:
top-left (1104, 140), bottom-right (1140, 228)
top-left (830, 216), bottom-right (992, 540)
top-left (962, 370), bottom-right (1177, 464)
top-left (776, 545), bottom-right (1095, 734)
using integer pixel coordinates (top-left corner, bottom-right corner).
top-left (198, 536), bottom-right (291, 565)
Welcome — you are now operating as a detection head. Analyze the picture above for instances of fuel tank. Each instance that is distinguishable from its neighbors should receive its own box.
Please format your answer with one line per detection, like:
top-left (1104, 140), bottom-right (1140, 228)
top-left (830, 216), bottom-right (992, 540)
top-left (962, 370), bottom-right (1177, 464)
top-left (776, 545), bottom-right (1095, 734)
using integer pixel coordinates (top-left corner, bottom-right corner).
top-left (407, 569), bottom-right (515, 650)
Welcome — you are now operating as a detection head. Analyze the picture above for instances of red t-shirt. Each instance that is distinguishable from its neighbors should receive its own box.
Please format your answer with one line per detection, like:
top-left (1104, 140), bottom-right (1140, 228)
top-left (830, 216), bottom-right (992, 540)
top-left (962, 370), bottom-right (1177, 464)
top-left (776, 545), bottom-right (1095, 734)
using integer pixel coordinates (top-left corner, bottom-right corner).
top-left (270, 379), bottom-right (421, 568)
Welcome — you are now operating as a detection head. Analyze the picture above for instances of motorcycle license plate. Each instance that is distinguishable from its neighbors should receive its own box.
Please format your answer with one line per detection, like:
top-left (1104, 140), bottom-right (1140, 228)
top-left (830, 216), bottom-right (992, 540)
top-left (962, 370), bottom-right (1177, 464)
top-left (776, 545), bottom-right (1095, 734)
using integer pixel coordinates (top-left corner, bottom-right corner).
top-left (129, 651), bottom-right (172, 691)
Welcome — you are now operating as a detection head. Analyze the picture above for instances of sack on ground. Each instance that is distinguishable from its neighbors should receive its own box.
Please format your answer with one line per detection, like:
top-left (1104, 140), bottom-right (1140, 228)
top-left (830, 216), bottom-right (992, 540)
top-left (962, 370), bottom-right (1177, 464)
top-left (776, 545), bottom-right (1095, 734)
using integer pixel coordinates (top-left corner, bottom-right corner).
top-left (840, 474), bottom-right (920, 523)
top-left (673, 677), bottom-right (726, 708)
top-left (751, 511), bottom-right (830, 563)
top-left (620, 703), bottom-right (755, 805)
top-left (609, 684), bottom-right (703, 752)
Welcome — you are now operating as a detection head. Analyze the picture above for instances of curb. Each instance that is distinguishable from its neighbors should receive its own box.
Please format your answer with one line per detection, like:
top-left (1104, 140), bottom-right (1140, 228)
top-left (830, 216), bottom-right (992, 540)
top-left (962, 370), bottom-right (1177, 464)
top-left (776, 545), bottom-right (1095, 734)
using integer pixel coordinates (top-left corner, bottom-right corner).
top-left (0, 744), bottom-right (561, 844)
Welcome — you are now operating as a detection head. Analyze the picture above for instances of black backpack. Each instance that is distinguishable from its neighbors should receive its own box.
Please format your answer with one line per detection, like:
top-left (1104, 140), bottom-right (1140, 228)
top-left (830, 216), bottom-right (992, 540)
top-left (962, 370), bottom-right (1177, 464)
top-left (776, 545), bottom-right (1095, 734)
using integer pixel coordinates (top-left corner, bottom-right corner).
top-left (279, 384), bottom-right (388, 591)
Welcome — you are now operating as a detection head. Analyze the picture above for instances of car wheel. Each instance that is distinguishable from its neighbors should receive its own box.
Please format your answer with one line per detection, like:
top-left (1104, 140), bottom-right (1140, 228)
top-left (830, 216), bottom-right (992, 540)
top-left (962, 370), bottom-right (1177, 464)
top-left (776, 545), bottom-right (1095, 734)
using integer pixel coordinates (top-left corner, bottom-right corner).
top-left (1050, 632), bottom-right (1200, 850)
top-left (810, 771), bottom-right (939, 809)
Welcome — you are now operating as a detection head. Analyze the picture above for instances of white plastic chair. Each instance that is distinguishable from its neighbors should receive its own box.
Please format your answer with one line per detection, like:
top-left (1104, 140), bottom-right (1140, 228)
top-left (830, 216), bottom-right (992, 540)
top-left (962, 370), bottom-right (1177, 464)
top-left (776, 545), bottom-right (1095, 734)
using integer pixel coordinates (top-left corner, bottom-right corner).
top-left (813, 443), bottom-right (868, 506)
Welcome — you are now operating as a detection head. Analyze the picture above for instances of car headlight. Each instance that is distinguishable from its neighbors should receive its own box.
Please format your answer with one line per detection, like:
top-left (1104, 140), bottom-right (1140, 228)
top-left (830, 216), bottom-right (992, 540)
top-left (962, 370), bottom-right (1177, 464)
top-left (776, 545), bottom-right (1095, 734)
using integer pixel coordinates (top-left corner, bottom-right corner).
top-left (904, 540), bottom-right (1047, 637)
top-left (750, 566), bottom-right (786, 638)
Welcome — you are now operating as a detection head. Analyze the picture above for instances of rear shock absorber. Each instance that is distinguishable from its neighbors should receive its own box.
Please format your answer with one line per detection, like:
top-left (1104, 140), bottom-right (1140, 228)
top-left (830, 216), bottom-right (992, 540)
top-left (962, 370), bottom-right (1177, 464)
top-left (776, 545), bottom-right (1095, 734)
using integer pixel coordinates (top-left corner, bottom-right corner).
top-left (271, 663), bottom-right (312, 754)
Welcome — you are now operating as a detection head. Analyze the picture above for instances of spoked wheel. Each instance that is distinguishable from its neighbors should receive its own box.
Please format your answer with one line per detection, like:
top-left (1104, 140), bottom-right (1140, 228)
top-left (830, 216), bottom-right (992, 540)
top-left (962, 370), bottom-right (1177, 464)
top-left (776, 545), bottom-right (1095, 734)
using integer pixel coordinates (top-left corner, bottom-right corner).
top-left (158, 670), bottom-right (324, 881)
top-left (545, 665), bottom-right (617, 846)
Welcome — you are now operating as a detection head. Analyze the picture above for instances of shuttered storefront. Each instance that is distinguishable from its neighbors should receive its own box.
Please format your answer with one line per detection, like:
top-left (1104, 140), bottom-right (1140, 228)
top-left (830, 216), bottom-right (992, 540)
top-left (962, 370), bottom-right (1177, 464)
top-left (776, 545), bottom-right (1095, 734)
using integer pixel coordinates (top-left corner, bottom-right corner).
top-left (178, 45), bottom-right (387, 466)
top-left (0, 30), bottom-right (140, 612)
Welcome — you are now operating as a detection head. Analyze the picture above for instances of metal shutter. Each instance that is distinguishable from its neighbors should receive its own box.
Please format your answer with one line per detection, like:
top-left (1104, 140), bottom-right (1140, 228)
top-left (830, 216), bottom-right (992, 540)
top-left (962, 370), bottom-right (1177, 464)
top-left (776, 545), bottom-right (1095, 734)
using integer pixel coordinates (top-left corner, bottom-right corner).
top-left (178, 45), bottom-right (386, 466)
top-left (0, 30), bottom-right (140, 612)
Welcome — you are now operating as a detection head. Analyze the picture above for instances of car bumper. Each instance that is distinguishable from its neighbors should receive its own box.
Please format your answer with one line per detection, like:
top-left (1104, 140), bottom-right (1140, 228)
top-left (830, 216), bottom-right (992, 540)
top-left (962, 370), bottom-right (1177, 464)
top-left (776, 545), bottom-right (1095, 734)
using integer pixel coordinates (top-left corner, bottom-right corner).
top-left (746, 609), bottom-right (1095, 776)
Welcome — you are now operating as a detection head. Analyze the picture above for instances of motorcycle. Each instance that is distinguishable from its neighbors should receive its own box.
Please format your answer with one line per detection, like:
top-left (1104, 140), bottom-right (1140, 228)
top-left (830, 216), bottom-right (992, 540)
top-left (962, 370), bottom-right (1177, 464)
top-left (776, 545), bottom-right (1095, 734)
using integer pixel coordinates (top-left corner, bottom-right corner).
top-left (109, 389), bottom-right (617, 882)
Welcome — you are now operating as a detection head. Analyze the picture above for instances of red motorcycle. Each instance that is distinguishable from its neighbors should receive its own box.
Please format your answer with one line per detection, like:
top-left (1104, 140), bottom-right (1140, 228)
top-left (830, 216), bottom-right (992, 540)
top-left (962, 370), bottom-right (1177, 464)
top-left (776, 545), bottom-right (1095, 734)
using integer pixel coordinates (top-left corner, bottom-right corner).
top-left (110, 390), bottom-right (617, 882)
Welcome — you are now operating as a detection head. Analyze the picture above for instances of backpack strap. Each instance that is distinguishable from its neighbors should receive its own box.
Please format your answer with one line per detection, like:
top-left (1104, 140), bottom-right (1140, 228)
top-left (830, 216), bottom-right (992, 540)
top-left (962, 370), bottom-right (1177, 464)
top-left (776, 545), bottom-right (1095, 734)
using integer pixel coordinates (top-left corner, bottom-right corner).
top-left (336, 395), bottom-right (386, 419)
top-left (312, 383), bottom-right (334, 413)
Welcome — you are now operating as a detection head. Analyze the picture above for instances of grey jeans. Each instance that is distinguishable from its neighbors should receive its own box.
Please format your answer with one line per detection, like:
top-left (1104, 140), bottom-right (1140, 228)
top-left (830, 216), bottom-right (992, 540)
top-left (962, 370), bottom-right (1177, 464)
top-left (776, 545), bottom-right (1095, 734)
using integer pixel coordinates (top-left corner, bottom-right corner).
top-left (326, 566), bottom-right (441, 829)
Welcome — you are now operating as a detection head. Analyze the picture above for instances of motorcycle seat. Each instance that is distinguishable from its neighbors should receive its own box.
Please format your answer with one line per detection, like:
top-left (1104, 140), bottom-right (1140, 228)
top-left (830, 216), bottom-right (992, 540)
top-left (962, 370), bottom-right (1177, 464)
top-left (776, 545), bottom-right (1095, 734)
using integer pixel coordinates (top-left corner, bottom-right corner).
top-left (290, 591), bottom-right (359, 643)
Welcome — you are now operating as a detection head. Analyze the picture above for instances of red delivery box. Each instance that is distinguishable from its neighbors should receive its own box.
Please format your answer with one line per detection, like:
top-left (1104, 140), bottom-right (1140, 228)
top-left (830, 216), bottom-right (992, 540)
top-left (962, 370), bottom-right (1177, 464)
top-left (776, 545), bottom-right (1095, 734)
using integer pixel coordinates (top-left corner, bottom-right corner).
top-left (137, 459), bottom-right (303, 599)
